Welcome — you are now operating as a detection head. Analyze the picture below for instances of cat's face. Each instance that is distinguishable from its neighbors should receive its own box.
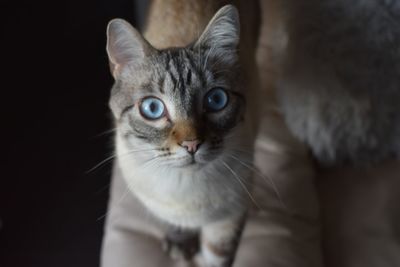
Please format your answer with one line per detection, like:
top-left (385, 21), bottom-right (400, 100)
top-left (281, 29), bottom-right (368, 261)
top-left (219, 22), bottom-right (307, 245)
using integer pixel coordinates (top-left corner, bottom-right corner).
top-left (107, 6), bottom-right (248, 169)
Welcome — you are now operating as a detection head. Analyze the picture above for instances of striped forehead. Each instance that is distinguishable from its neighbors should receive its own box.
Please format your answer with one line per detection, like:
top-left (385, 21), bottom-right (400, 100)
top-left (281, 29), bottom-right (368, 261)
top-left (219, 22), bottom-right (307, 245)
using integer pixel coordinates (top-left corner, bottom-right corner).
top-left (157, 49), bottom-right (209, 117)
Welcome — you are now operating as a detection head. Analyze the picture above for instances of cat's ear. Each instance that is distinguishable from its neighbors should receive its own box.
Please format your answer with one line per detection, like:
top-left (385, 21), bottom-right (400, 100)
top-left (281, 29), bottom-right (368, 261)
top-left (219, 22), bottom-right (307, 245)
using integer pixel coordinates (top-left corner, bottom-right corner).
top-left (106, 19), bottom-right (155, 78)
top-left (194, 5), bottom-right (240, 65)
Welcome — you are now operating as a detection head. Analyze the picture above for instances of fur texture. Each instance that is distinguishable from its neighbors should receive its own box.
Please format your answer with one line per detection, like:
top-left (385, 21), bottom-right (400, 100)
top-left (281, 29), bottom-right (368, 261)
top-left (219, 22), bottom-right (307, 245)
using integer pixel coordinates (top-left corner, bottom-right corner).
top-left (108, 5), bottom-right (250, 228)
top-left (106, 4), bottom-right (260, 266)
top-left (279, 0), bottom-right (400, 166)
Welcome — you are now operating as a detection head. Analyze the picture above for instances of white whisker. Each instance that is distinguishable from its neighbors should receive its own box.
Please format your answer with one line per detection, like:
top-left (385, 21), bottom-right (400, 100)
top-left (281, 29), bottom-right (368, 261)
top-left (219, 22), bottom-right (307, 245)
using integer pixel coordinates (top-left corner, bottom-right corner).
top-left (92, 128), bottom-right (117, 138)
top-left (226, 153), bottom-right (287, 210)
top-left (96, 152), bottom-right (164, 225)
top-left (220, 159), bottom-right (260, 209)
top-left (97, 186), bottom-right (131, 222)
top-left (86, 147), bottom-right (160, 174)
top-left (86, 154), bottom-right (118, 174)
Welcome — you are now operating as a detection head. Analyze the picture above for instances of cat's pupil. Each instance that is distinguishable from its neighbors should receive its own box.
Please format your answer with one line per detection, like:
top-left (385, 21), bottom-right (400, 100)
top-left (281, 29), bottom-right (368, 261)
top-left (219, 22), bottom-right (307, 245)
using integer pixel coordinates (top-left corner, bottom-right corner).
top-left (150, 102), bottom-right (157, 113)
top-left (212, 94), bottom-right (221, 104)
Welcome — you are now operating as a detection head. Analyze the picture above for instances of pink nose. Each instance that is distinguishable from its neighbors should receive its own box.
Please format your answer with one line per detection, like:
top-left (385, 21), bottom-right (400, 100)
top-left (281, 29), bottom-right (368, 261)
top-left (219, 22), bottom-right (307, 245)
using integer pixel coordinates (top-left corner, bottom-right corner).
top-left (180, 140), bottom-right (202, 154)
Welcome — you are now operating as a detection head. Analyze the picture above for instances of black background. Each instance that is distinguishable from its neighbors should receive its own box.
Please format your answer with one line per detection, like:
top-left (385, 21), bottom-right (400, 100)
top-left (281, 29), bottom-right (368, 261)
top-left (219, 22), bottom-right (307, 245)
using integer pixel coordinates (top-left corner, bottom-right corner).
top-left (0, 0), bottom-right (141, 266)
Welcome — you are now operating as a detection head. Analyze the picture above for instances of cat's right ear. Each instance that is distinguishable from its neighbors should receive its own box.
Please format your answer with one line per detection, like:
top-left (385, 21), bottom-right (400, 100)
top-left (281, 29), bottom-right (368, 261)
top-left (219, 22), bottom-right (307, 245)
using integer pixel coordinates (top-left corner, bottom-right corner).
top-left (106, 19), bottom-right (155, 78)
top-left (193, 5), bottom-right (240, 66)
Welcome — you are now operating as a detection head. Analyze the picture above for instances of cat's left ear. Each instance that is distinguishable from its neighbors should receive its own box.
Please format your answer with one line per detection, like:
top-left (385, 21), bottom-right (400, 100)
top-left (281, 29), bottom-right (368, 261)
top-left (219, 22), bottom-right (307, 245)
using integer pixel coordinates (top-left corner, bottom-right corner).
top-left (194, 5), bottom-right (240, 65)
top-left (106, 19), bottom-right (155, 78)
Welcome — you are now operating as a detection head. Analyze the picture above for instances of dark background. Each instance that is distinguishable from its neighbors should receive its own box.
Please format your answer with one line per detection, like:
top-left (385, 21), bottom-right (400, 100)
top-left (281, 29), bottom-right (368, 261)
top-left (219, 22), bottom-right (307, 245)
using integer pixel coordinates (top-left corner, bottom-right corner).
top-left (0, 1), bottom-right (144, 266)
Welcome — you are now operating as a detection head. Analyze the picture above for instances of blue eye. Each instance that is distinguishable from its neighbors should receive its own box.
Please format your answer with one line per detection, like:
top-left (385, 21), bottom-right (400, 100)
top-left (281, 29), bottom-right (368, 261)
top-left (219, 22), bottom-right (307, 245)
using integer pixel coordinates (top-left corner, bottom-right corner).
top-left (140, 97), bottom-right (165, 120)
top-left (205, 88), bottom-right (228, 112)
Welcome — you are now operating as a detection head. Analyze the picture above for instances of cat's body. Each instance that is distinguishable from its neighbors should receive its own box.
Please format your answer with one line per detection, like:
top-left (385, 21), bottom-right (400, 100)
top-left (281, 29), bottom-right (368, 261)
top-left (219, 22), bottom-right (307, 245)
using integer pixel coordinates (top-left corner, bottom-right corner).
top-left (279, 0), bottom-right (400, 166)
top-left (106, 2), bottom-right (260, 266)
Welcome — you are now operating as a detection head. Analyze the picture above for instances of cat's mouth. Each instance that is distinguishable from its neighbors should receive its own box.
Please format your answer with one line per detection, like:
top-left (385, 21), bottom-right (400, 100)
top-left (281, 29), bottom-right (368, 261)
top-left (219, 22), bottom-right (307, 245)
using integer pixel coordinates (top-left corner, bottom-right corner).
top-left (182, 155), bottom-right (200, 166)
top-left (171, 154), bottom-right (208, 169)
top-left (188, 156), bottom-right (196, 165)
top-left (164, 145), bottom-right (221, 168)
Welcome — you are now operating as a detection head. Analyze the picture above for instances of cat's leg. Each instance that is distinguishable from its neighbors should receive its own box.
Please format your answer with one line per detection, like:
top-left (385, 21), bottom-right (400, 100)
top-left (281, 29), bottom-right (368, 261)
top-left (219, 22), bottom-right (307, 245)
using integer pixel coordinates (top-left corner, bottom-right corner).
top-left (197, 216), bottom-right (245, 267)
top-left (163, 227), bottom-right (199, 261)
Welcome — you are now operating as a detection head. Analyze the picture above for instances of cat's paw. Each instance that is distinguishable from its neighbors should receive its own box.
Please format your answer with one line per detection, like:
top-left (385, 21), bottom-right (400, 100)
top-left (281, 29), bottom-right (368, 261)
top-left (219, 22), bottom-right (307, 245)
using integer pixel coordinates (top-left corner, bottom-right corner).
top-left (162, 229), bottom-right (199, 261)
top-left (194, 250), bottom-right (232, 267)
top-left (195, 244), bottom-right (235, 267)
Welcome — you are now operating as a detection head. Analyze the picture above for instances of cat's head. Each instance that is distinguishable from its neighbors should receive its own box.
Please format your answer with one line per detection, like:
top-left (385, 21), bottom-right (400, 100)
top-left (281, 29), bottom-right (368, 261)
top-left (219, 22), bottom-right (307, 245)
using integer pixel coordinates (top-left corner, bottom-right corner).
top-left (106, 5), bottom-right (250, 169)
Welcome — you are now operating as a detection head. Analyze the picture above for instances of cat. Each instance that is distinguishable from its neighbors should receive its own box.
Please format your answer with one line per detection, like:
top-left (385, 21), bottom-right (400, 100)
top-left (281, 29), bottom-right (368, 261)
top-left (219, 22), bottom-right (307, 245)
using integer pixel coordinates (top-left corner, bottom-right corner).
top-left (278, 0), bottom-right (400, 166)
top-left (106, 3), bottom-right (260, 266)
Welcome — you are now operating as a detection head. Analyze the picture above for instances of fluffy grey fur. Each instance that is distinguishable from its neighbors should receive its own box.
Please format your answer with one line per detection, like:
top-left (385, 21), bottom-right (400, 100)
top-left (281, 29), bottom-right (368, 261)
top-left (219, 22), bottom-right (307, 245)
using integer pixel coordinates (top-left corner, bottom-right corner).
top-left (279, 0), bottom-right (400, 165)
